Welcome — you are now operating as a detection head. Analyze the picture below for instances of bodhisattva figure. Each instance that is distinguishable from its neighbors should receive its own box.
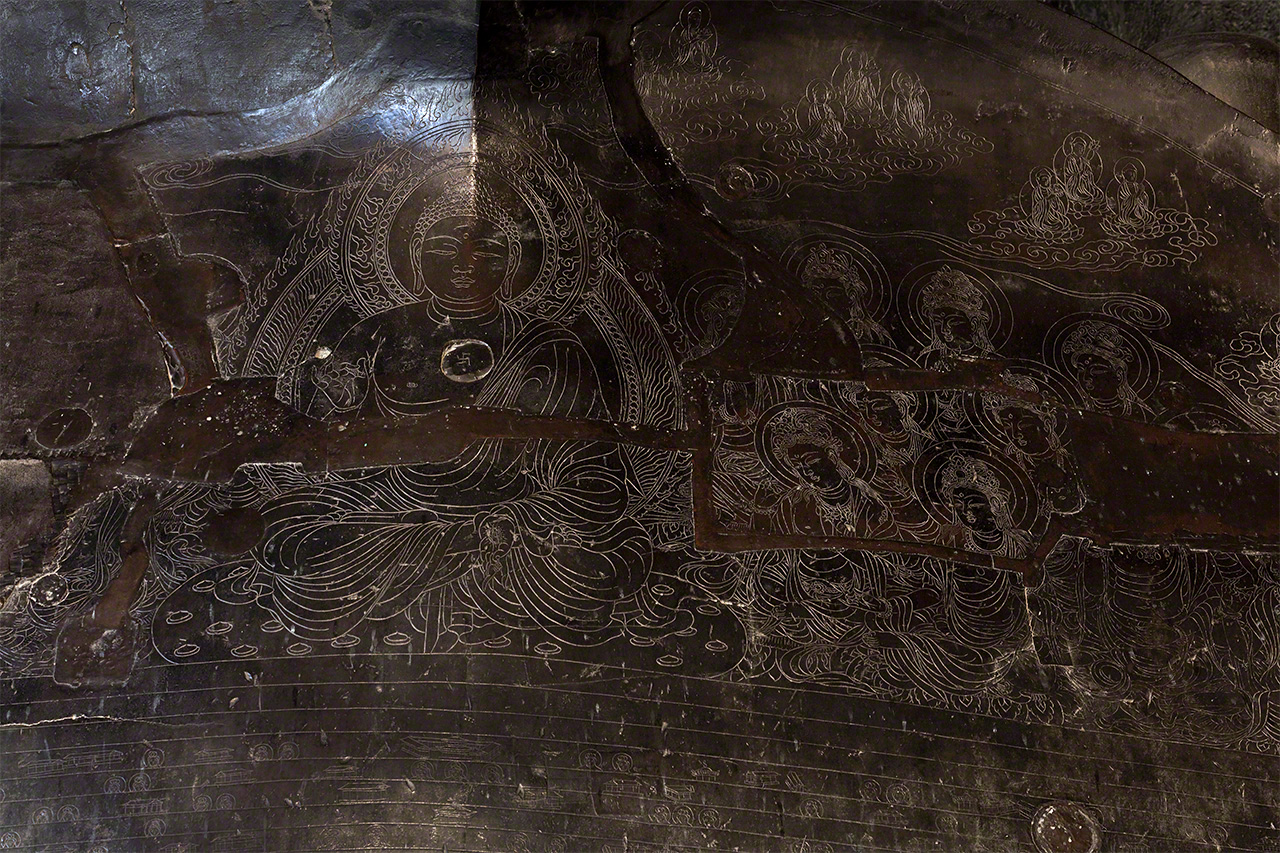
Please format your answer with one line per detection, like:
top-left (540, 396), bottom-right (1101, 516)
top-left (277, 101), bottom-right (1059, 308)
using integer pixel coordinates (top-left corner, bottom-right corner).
top-left (1060, 320), bottom-right (1154, 417)
top-left (889, 70), bottom-right (932, 143)
top-left (766, 407), bottom-right (892, 538)
top-left (800, 244), bottom-right (891, 345)
top-left (917, 266), bottom-right (997, 366)
top-left (1017, 167), bottom-right (1076, 242)
top-left (797, 81), bottom-right (849, 156)
top-left (670, 1), bottom-right (718, 71)
top-left (983, 394), bottom-right (1084, 514)
top-left (1055, 132), bottom-right (1106, 215)
top-left (852, 391), bottom-right (935, 530)
top-left (1103, 157), bottom-right (1159, 239)
top-left (745, 550), bottom-right (1025, 697)
top-left (937, 454), bottom-right (1033, 559)
top-left (833, 48), bottom-right (883, 127)
top-left (856, 391), bottom-right (926, 459)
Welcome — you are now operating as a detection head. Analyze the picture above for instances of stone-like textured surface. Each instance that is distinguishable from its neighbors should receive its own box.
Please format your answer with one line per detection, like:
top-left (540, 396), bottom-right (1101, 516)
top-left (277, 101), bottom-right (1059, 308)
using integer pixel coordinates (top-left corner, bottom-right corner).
top-left (1049, 0), bottom-right (1280, 50)
top-left (0, 0), bottom-right (334, 145)
top-left (0, 459), bottom-right (52, 576)
top-left (0, 182), bottom-right (168, 456)
top-left (1148, 33), bottom-right (1279, 132)
top-left (0, 0), bottom-right (134, 143)
top-left (1, 2), bottom-right (1277, 851)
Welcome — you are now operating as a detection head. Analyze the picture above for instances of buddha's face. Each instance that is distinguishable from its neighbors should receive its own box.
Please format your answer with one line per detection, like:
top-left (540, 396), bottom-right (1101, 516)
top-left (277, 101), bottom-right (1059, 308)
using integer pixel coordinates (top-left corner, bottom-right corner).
top-left (417, 214), bottom-right (512, 313)
top-left (1073, 351), bottom-right (1125, 403)
top-left (950, 485), bottom-right (998, 535)
top-left (803, 266), bottom-right (866, 319)
top-left (859, 393), bottom-right (906, 438)
top-left (999, 405), bottom-right (1051, 456)
top-left (788, 441), bottom-right (848, 497)
top-left (931, 306), bottom-right (979, 353)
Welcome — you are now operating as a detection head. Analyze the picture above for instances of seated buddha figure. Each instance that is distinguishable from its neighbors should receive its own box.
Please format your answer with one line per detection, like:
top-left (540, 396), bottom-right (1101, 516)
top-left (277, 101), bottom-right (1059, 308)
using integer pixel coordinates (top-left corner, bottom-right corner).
top-left (293, 168), bottom-right (617, 424)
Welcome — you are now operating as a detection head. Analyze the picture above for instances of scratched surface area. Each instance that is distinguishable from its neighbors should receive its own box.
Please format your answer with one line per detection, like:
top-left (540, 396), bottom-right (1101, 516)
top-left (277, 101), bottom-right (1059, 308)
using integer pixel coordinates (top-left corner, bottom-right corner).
top-left (1, 2), bottom-right (1278, 851)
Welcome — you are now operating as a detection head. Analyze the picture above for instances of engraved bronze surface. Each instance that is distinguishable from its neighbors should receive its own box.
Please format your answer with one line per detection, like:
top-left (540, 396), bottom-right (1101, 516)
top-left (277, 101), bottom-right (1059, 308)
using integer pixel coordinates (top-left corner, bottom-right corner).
top-left (1, 2), bottom-right (1277, 850)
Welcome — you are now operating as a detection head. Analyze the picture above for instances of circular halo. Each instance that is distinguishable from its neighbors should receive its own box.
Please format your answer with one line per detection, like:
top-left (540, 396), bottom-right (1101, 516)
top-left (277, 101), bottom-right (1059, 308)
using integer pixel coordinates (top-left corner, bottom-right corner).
top-left (339, 120), bottom-right (593, 325)
top-left (1043, 313), bottom-right (1158, 408)
top-left (677, 267), bottom-right (746, 357)
top-left (911, 439), bottom-right (1038, 534)
top-left (900, 260), bottom-right (1013, 356)
top-left (755, 401), bottom-right (877, 492)
top-left (780, 233), bottom-right (893, 325)
top-left (263, 118), bottom-right (617, 409)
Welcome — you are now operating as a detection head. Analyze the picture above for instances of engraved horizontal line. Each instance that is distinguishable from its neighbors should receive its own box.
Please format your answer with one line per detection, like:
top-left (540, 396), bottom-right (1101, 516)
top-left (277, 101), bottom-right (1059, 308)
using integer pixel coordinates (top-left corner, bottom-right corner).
top-left (7, 653), bottom-right (1275, 792)
top-left (4, 698), bottom-right (1275, 821)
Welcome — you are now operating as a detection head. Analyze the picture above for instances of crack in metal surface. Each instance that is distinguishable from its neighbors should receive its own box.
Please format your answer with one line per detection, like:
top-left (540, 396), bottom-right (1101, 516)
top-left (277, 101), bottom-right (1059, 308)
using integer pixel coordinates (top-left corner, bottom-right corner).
top-left (0, 713), bottom-right (180, 729)
top-left (119, 0), bottom-right (138, 117)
